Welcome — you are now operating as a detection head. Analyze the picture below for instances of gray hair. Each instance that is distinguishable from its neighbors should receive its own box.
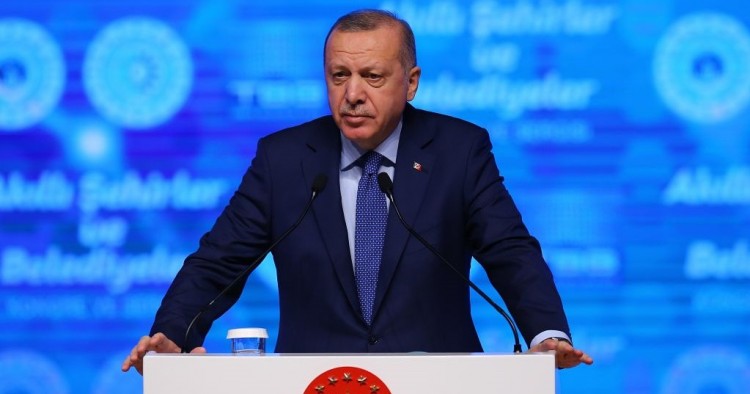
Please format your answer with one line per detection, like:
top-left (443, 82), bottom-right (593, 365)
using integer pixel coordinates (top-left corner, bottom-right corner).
top-left (325, 9), bottom-right (417, 70)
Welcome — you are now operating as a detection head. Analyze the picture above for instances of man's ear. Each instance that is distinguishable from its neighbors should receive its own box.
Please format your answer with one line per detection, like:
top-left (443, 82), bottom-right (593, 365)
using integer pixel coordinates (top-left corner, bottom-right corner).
top-left (406, 66), bottom-right (421, 101)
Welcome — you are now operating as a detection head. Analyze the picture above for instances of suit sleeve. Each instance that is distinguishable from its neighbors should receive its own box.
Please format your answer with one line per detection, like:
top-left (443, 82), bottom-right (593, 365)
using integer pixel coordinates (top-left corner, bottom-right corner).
top-left (149, 137), bottom-right (274, 350)
top-left (464, 130), bottom-right (571, 346)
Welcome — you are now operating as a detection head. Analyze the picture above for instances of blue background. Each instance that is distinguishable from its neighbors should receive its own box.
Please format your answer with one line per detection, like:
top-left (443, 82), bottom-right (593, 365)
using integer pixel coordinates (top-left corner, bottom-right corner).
top-left (1, 1), bottom-right (749, 393)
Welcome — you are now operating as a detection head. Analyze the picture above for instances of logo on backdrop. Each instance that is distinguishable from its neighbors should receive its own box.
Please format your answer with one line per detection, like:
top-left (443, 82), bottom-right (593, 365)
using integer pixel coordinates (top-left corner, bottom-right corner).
top-left (684, 239), bottom-right (750, 280)
top-left (661, 346), bottom-right (750, 394)
top-left (0, 349), bottom-right (68, 393)
top-left (654, 12), bottom-right (750, 124)
top-left (0, 19), bottom-right (65, 131)
top-left (83, 17), bottom-right (193, 129)
top-left (305, 366), bottom-right (391, 394)
top-left (662, 166), bottom-right (750, 205)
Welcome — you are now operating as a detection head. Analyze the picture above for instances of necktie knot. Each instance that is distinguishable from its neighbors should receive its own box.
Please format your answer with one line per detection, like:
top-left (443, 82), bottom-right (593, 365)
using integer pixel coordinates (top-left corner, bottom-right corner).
top-left (360, 151), bottom-right (384, 176)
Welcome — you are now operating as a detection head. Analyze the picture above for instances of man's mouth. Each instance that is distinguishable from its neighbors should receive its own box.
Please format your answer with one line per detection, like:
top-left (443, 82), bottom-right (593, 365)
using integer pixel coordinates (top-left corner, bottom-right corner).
top-left (344, 117), bottom-right (367, 127)
top-left (342, 113), bottom-right (370, 123)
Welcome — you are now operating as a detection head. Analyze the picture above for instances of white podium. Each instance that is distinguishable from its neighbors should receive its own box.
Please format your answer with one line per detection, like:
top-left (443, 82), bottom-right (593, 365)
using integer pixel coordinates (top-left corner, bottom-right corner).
top-left (144, 352), bottom-right (555, 393)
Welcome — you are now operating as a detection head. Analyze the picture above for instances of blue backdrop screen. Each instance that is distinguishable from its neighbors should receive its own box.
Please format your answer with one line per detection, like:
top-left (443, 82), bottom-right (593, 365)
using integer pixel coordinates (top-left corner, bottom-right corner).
top-left (1, 1), bottom-right (749, 393)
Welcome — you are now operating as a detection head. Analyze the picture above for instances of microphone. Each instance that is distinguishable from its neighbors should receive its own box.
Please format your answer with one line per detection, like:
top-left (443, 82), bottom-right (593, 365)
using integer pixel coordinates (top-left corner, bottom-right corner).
top-left (377, 173), bottom-right (523, 354)
top-left (181, 174), bottom-right (328, 353)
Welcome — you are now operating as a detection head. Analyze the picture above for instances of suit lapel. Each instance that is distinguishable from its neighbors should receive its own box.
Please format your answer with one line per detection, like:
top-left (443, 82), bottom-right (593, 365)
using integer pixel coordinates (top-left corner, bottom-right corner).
top-left (302, 107), bottom-right (438, 326)
top-left (302, 124), bottom-right (362, 317)
top-left (372, 106), bottom-right (436, 320)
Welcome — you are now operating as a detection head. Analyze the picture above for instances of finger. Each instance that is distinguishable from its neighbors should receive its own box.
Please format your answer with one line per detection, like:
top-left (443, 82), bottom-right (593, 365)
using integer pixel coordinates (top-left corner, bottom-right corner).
top-left (555, 345), bottom-right (575, 367)
top-left (555, 340), bottom-right (574, 352)
top-left (580, 352), bottom-right (594, 365)
top-left (149, 333), bottom-right (167, 349)
top-left (557, 356), bottom-right (580, 369)
top-left (124, 334), bottom-right (178, 376)
top-left (557, 347), bottom-right (594, 369)
top-left (190, 346), bottom-right (207, 354)
top-left (121, 355), bottom-right (133, 372)
top-left (150, 333), bottom-right (179, 353)
top-left (135, 335), bottom-right (154, 354)
top-left (130, 339), bottom-right (147, 363)
top-left (124, 342), bottom-right (146, 375)
top-left (563, 347), bottom-right (589, 362)
top-left (127, 335), bottom-right (159, 375)
top-left (125, 344), bottom-right (139, 368)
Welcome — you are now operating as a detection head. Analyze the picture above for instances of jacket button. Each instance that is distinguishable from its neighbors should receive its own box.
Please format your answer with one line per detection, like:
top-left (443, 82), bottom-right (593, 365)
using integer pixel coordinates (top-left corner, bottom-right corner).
top-left (368, 336), bottom-right (379, 345)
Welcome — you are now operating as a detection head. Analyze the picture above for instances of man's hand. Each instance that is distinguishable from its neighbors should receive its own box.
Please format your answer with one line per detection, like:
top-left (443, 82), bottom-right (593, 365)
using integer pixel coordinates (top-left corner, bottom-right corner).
top-left (529, 337), bottom-right (594, 369)
top-left (121, 332), bottom-right (206, 375)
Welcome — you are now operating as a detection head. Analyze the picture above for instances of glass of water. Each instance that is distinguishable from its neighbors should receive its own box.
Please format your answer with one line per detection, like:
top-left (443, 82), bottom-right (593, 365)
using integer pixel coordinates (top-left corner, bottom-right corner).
top-left (227, 327), bottom-right (268, 354)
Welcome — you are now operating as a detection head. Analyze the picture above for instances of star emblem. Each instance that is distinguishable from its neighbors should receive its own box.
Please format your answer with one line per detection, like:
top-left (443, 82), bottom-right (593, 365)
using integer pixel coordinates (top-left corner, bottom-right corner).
top-left (304, 366), bottom-right (391, 394)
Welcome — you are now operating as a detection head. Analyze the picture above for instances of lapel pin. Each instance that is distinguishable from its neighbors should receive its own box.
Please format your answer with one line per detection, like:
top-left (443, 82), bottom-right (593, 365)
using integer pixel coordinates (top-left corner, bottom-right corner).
top-left (413, 162), bottom-right (422, 172)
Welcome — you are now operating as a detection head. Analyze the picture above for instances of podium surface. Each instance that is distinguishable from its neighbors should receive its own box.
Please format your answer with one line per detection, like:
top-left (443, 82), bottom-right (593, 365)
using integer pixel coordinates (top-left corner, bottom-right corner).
top-left (144, 352), bottom-right (555, 393)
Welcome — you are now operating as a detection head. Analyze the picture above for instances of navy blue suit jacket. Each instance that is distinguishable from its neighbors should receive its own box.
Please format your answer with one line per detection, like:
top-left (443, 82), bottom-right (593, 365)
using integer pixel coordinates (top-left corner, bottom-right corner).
top-left (151, 104), bottom-right (570, 352)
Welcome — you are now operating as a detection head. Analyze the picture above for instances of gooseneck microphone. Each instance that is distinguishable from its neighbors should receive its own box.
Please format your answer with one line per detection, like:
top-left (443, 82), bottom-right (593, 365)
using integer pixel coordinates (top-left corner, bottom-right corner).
top-left (377, 173), bottom-right (523, 354)
top-left (181, 174), bottom-right (328, 353)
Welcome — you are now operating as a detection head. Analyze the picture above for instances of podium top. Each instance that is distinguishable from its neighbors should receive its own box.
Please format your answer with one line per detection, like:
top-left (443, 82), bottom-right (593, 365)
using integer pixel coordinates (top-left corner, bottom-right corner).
top-left (144, 352), bottom-right (556, 393)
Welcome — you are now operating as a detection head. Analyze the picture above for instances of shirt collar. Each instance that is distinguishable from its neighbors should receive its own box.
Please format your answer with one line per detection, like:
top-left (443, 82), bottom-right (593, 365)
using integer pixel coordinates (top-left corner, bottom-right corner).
top-left (340, 119), bottom-right (401, 170)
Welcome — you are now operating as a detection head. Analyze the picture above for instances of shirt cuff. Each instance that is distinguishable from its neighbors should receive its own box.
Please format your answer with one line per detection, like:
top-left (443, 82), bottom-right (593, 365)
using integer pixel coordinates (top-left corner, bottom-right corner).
top-left (529, 330), bottom-right (572, 349)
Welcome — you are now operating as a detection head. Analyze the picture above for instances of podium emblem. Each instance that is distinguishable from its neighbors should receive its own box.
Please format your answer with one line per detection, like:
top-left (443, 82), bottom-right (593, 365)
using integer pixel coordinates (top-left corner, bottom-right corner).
top-left (304, 366), bottom-right (391, 393)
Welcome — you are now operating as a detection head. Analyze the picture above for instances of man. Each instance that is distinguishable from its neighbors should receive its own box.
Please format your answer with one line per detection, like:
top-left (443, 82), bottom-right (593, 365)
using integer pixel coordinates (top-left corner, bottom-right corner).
top-left (123, 9), bottom-right (592, 375)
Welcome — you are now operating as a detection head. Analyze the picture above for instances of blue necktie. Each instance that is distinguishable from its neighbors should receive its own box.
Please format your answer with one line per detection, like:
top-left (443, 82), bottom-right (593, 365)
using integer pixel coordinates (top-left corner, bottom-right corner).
top-left (354, 151), bottom-right (387, 325)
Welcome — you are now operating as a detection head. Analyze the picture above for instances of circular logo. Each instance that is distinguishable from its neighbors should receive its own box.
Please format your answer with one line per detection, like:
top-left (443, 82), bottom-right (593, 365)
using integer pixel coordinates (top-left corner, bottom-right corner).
top-left (305, 366), bottom-right (391, 394)
top-left (83, 17), bottom-right (193, 129)
top-left (0, 19), bottom-right (65, 130)
top-left (654, 13), bottom-right (750, 124)
top-left (661, 346), bottom-right (750, 394)
top-left (0, 349), bottom-right (68, 393)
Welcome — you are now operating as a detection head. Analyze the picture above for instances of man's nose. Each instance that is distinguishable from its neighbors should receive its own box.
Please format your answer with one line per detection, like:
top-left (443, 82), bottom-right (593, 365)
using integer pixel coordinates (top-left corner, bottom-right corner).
top-left (344, 77), bottom-right (366, 105)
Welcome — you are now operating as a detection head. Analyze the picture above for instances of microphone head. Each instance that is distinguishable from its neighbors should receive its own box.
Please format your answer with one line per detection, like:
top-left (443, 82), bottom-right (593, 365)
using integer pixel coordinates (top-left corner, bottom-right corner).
top-left (377, 172), bottom-right (393, 194)
top-left (311, 174), bottom-right (328, 193)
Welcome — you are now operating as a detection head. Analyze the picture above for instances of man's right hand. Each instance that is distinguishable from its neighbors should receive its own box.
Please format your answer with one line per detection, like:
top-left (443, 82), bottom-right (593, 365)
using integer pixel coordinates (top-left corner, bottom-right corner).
top-left (121, 332), bottom-right (206, 375)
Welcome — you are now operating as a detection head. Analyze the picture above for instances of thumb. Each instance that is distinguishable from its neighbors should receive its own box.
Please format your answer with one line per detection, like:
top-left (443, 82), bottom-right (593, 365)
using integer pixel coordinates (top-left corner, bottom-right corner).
top-left (190, 347), bottom-right (207, 354)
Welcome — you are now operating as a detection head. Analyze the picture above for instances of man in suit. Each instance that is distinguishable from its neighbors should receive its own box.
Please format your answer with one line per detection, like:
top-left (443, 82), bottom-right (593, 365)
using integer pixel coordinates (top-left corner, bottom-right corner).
top-left (123, 9), bottom-right (592, 374)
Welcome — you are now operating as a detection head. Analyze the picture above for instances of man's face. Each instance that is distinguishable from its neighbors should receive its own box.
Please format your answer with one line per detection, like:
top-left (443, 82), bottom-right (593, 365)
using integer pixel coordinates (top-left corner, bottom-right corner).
top-left (325, 26), bottom-right (421, 150)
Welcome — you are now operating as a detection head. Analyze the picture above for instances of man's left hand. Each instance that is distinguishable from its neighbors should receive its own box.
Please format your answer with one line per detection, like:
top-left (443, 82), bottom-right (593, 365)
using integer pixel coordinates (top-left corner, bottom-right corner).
top-left (528, 338), bottom-right (594, 369)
